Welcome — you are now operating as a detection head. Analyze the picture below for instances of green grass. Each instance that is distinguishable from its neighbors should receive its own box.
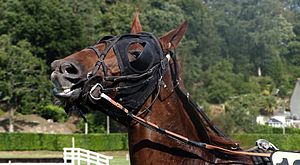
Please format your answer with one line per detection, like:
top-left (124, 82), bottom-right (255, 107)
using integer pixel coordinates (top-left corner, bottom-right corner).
top-left (0, 151), bottom-right (62, 158)
top-left (110, 156), bottom-right (130, 165)
top-left (0, 151), bottom-right (130, 165)
top-left (76, 157), bottom-right (130, 165)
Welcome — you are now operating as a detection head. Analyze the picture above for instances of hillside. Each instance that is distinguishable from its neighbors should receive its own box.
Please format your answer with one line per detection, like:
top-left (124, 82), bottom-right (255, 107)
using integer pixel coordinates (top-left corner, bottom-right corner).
top-left (0, 113), bottom-right (78, 134)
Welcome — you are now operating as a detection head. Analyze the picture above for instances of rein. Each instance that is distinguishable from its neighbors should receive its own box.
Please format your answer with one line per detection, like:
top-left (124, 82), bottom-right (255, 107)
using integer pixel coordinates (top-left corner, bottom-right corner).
top-left (96, 92), bottom-right (272, 158)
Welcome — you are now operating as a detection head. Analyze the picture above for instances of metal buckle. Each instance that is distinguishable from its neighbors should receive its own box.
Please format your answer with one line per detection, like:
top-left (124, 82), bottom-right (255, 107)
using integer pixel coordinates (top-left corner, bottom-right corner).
top-left (89, 83), bottom-right (104, 100)
top-left (256, 139), bottom-right (279, 151)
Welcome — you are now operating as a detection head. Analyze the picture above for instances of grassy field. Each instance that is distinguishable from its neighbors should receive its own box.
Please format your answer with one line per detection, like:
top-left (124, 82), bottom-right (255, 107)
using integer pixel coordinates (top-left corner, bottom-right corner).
top-left (0, 151), bottom-right (130, 165)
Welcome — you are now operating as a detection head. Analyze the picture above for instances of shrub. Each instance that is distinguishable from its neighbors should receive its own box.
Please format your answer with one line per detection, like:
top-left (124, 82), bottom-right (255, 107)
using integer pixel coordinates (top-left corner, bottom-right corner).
top-left (38, 104), bottom-right (67, 122)
top-left (0, 133), bottom-right (128, 151)
top-left (232, 134), bottom-right (300, 151)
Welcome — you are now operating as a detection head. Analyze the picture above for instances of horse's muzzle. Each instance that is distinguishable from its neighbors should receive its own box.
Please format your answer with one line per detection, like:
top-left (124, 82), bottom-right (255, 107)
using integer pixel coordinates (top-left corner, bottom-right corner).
top-left (50, 60), bottom-right (84, 99)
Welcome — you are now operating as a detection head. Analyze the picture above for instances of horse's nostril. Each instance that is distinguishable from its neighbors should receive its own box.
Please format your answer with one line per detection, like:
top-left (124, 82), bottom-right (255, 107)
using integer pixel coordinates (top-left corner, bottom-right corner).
top-left (65, 66), bottom-right (78, 74)
top-left (61, 62), bottom-right (78, 75)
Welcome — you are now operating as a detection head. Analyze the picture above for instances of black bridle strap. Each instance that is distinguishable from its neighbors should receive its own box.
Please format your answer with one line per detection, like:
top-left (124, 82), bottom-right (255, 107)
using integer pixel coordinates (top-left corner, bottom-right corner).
top-left (88, 36), bottom-right (121, 78)
top-left (104, 66), bottom-right (156, 82)
top-left (100, 75), bottom-right (155, 93)
top-left (89, 46), bottom-right (108, 77)
top-left (98, 93), bottom-right (272, 158)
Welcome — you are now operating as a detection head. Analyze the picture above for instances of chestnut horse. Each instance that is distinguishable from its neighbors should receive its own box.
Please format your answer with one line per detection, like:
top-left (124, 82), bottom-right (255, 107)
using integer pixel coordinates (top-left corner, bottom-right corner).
top-left (50, 14), bottom-right (271, 164)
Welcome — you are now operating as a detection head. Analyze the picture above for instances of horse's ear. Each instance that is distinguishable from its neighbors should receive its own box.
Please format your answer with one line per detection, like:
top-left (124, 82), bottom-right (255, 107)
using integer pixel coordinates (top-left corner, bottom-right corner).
top-left (159, 21), bottom-right (187, 53)
top-left (131, 11), bottom-right (142, 33)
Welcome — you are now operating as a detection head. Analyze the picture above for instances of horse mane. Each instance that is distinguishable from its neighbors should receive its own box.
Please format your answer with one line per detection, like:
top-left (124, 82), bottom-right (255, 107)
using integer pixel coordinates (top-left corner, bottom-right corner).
top-left (169, 54), bottom-right (240, 153)
top-left (178, 84), bottom-right (239, 148)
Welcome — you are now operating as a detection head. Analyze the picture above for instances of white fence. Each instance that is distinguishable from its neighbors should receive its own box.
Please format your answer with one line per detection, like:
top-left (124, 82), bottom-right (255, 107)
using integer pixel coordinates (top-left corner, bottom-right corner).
top-left (2, 163), bottom-right (71, 165)
top-left (63, 148), bottom-right (113, 165)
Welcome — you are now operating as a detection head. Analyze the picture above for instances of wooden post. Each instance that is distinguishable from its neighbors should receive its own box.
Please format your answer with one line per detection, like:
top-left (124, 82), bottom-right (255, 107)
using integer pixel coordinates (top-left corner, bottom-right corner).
top-left (85, 123), bottom-right (88, 134)
top-left (106, 116), bottom-right (110, 134)
top-left (72, 137), bottom-right (75, 148)
top-left (8, 108), bottom-right (15, 133)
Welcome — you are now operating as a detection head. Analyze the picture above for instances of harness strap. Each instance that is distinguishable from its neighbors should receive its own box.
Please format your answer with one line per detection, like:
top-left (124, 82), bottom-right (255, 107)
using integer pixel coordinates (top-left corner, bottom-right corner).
top-left (89, 46), bottom-right (109, 77)
top-left (88, 36), bottom-right (122, 78)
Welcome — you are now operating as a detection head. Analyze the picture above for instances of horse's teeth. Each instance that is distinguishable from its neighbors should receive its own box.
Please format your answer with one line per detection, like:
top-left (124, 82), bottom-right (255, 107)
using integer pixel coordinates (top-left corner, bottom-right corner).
top-left (64, 89), bottom-right (71, 93)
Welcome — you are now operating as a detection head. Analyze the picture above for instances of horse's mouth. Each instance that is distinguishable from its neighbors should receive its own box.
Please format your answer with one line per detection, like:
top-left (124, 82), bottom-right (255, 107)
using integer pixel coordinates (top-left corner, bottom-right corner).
top-left (53, 87), bottom-right (75, 98)
top-left (52, 86), bottom-right (82, 101)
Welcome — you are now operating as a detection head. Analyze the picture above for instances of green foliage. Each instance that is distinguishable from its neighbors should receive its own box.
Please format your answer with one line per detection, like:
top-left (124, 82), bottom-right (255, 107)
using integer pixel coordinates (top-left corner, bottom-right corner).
top-left (0, 108), bottom-right (4, 116)
top-left (224, 93), bottom-right (280, 134)
top-left (98, 2), bottom-right (135, 36)
top-left (77, 112), bottom-right (106, 133)
top-left (232, 134), bottom-right (300, 150)
top-left (225, 95), bottom-right (260, 133)
top-left (251, 125), bottom-right (300, 134)
top-left (0, 132), bottom-right (299, 151)
top-left (0, 34), bottom-right (52, 114)
top-left (0, 0), bottom-right (89, 62)
top-left (0, 133), bottom-right (128, 151)
top-left (1, 0), bottom-right (300, 134)
top-left (141, 0), bottom-right (185, 36)
top-left (38, 105), bottom-right (67, 122)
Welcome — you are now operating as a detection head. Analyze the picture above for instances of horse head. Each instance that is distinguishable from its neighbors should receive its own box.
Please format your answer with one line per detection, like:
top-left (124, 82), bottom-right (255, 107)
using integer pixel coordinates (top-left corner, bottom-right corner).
top-left (50, 12), bottom-right (187, 120)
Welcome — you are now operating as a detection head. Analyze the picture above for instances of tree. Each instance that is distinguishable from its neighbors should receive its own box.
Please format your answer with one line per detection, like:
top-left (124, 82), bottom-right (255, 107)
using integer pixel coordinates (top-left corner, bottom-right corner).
top-left (0, 0), bottom-right (88, 63)
top-left (0, 34), bottom-right (52, 131)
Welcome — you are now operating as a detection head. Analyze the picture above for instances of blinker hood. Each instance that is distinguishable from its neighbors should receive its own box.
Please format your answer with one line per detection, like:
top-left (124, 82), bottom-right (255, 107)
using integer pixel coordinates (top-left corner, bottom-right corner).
top-left (79, 32), bottom-right (168, 123)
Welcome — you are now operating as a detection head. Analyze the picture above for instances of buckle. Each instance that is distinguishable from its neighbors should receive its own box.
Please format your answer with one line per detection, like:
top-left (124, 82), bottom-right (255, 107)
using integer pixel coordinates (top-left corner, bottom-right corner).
top-left (256, 139), bottom-right (279, 151)
top-left (161, 56), bottom-right (169, 70)
top-left (89, 83), bottom-right (104, 100)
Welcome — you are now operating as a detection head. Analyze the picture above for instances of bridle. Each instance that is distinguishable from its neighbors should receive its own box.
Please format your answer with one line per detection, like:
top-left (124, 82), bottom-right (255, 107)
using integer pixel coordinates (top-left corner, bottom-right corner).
top-left (86, 32), bottom-right (168, 111)
top-left (72, 32), bottom-right (273, 164)
top-left (70, 32), bottom-right (169, 122)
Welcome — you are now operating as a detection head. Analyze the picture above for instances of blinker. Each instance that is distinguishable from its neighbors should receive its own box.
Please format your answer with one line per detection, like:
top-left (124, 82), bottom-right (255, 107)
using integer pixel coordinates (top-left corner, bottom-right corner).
top-left (129, 42), bottom-right (155, 72)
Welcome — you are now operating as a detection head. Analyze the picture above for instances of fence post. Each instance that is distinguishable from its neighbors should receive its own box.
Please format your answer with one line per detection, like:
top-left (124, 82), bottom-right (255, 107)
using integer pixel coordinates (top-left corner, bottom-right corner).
top-left (77, 149), bottom-right (80, 165)
top-left (63, 148), bottom-right (66, 163)
top-left (64, 147), bottom-right (113, 165)
top-left (87, 151), bottom-right (90, 165)
top-left (71, 148), bottom-right (74, 165)
top-left (85, 123), bottom-right (88, 134)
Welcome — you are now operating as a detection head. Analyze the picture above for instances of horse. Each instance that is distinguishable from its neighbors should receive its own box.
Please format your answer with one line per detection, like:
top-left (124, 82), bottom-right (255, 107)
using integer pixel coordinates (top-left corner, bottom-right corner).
top-left (50, 13), bottom-right (272, 165)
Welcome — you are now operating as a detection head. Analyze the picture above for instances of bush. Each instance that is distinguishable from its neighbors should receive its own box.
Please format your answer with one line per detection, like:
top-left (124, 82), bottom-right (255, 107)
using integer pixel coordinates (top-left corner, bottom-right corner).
top-left (250, 125), bottom-right (300, 134)
top-left (38, 104), bottom-right (67, 122)
top-left (77, 112), bottom-right (106, 133)
top-left (0, 133), bottom-right (128, 151)
top-left (232, 134), bottom-right (300, 151)
top-left (0, 108), bottom-right (4, 116)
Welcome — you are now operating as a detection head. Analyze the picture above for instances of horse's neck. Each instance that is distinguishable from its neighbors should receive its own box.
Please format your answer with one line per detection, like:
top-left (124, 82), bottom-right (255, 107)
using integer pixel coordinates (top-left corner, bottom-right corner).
top-left (127, 73), bottom-right (252, 164)
top-left (128, 70), bottom-right (238, 149)
top-left (127, 71), bottom-right (205, 145)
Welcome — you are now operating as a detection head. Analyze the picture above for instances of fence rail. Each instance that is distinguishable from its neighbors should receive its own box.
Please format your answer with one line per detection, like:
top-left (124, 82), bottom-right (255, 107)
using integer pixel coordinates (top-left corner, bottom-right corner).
top-left (64, 148), bottom-right (113, 165)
